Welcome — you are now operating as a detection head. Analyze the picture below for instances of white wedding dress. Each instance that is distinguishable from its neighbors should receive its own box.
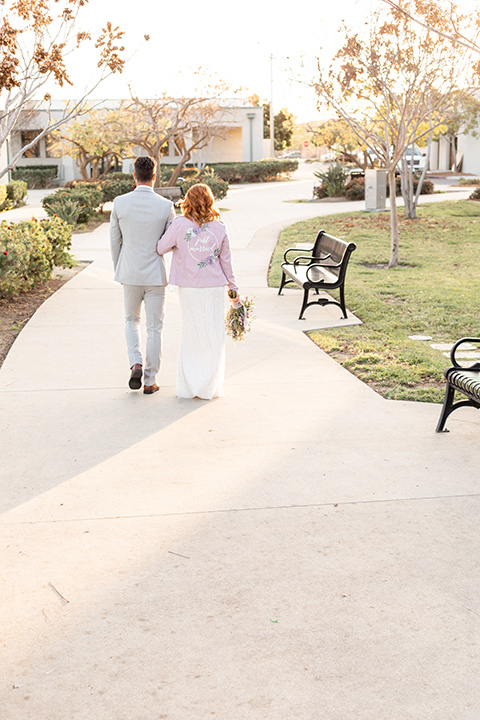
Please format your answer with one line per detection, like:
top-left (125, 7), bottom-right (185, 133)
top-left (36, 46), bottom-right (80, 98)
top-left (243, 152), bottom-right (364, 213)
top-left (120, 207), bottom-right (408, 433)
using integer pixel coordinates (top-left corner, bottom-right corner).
top-left (177, 286), bottom-right (226, 400)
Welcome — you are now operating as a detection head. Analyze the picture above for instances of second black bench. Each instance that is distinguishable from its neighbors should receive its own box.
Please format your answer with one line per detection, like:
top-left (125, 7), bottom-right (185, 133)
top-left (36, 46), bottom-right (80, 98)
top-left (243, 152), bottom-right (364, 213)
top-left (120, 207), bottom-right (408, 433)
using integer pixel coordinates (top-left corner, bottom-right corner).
top-left (436, 337), bottom-right (480, 432)
top-left (278, 230), bottom-right (356, 320)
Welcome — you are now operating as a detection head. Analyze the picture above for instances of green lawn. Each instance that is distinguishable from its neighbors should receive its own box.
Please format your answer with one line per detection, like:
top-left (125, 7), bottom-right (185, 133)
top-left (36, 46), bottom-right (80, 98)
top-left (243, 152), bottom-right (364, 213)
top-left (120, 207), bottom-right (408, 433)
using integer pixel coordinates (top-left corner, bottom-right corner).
top-left (268, 201), bottom-right (480, 403)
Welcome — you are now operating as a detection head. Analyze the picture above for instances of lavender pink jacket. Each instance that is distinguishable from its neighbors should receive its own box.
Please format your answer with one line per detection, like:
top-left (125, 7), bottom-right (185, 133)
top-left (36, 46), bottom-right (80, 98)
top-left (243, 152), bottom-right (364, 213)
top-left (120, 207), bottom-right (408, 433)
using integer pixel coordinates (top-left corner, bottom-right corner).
top-left (156, 216), bottom-right (238, 291)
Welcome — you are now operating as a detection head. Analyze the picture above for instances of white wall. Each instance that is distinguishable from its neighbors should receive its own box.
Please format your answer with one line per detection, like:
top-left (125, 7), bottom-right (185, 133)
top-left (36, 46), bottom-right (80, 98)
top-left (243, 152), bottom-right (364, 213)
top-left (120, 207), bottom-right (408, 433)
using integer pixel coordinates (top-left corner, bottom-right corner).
top-left (0, 140), bottom-right (9, 183)
top-left (458, 132), bottom-right (480, 176)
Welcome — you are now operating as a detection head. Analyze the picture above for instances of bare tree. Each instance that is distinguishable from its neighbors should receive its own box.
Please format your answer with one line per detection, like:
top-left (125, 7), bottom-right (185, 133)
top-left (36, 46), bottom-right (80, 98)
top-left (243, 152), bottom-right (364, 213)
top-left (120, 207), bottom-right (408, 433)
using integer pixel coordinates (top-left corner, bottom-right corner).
top-left (114, 87), bottom-right (236, 187)
top-left (380, 0), bottom-right (480, 54)
top-left (0, 0), bottom-right (128, 179)
top-left (313, 0), bottom-right (480, 267)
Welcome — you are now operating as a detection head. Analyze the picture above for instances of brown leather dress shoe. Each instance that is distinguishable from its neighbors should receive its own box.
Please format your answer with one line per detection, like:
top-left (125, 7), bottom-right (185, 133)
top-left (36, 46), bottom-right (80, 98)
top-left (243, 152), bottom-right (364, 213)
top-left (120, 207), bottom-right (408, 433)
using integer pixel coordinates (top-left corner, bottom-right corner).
top-left (143, 383), bottom-right (159, 395)
top-left (129, 363), bottom-right (143, 390)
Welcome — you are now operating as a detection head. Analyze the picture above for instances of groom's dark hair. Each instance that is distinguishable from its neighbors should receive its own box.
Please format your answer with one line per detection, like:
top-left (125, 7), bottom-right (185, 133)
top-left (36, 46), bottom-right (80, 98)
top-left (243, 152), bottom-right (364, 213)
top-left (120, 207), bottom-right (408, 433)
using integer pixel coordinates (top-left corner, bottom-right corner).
top-left (134, 156), bottom-right (156, 182)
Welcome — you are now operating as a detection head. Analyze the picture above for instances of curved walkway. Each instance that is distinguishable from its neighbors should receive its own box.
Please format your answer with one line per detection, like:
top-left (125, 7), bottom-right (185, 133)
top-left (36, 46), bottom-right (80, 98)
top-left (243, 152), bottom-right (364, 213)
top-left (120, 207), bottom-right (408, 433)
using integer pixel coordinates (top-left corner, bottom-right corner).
top-left (1, 172), bottom-right (479, 719)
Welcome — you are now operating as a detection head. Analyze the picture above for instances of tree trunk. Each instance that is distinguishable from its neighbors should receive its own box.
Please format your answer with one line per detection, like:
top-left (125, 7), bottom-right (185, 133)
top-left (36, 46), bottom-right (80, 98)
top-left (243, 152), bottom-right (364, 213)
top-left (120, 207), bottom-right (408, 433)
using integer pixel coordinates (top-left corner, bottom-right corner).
top-left (412, 130), bottom-right (432, 213)
top-left (387, 168), bottom-right (400, 268)
top-left (402, 148), bottom-right (416, 220)
top-left (168, 152), bottom-right (191, 186)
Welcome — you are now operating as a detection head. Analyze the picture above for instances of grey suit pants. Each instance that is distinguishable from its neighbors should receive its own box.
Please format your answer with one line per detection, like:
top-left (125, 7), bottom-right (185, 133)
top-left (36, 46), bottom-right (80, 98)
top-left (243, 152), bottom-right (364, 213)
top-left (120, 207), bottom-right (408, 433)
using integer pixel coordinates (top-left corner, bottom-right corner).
top-left (123, 284), bottom-right (166, 386)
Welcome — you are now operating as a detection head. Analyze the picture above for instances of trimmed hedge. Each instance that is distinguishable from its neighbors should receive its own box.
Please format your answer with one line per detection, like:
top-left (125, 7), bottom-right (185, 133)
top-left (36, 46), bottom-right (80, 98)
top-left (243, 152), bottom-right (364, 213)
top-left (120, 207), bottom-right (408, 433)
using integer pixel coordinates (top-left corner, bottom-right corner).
top-left (209, 159), bottom-right (298, 183)
top-left (0, 217), bottom-right (73, 298)
top-left (12, 165), bottom-right (58, 189)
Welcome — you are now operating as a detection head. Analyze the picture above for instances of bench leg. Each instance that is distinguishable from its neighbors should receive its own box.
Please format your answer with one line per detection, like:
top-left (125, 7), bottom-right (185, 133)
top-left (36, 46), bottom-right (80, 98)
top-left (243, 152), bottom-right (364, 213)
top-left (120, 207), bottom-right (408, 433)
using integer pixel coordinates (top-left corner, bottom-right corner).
top-left (339, 285), bottom-right (347, 319)
top-left (299, 288), bottom-right (310, 320)
top-left (436, 382), bottom-right (455, 432)
top-left (278, 270), bottom-right (287, 295)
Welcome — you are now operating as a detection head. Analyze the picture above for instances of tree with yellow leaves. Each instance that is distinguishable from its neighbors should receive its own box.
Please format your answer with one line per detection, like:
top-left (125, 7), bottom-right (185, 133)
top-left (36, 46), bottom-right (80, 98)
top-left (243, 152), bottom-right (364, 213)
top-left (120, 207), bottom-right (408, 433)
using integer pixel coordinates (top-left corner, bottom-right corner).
top-left (313, 0), bottom-right (480, 267)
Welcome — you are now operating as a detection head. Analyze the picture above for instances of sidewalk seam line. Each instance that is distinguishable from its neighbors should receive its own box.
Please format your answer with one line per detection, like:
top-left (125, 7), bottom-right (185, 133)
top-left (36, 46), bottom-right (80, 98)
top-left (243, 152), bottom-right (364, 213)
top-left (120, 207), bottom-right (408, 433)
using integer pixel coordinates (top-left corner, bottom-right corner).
top-left (2, 492), bottom-right (479, 526)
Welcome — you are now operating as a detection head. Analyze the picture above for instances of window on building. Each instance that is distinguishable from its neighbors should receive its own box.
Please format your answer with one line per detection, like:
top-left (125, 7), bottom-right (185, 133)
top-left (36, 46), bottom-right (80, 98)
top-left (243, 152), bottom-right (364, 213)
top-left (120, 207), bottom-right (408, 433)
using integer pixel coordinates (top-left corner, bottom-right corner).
top-left (21, 131), bottom-right (42, 158)
top-left (45, 134), bottom-right (60, 158)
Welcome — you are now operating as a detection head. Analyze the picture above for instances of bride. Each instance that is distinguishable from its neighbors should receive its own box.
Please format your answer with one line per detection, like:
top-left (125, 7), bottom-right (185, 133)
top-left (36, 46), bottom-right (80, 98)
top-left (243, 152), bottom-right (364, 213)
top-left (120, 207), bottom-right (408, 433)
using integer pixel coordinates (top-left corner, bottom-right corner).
top-left (156, 183), bottom-right (239, 400)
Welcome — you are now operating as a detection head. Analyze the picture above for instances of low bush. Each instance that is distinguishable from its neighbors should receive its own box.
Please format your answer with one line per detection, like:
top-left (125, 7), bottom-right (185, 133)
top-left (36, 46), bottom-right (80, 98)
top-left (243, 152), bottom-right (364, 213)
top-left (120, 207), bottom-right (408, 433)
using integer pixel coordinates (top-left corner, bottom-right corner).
top-left (42, 184), bottom-right (103, 224)
top-left (0, 180), bottom-right (28, 212)
top-left (40, 216), bottom-right (75, 268)
top-left (99, 176), bottom-right (135, 202)
top-left (64, 177), bottom-right (136, 204)
top-left (345, 177), bottom-right (366, 200)
top-left (313, 183), bottom-right (328, 199)
top-left (12, 165), bottom-right (58, 188)
top-left (7, 180), bottom-right (27, 207)
top-left (209, 159), bottom-right (298, 183)
top-left (0, 185), bottom-right (8, 210)
top-left (0, 217), bottom-right (73, 298)
top-left (469, 187), bottom-right (480, 201)
top-left (177, 168), bottom-right (228, 200)
top-left (314, 163), bottom-right (350, 197)
top-left (343, 175), bottom-right (435, 201)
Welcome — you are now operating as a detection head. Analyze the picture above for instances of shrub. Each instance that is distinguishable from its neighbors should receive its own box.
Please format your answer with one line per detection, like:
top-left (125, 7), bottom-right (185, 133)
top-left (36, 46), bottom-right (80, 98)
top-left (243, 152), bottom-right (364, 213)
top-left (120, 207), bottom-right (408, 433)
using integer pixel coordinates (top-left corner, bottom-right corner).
top-left (98, 176), bottom-right (135, 202)
top-left (43, 195), bottom-right (82, 225)
top-left (345, 177), bottom-right (366, 200)
top-left (160, 166), bottom-right (198, 184)
top-left (42, 184), bottom-right (103, 224)
top-left (0, 217), bottom-right (73, 298)
top-left (12, 165), bottom-right (58, 188)
top-left (313, 183), bottom-right (328, 199)
top-left (0, 184), bottom-right (9, 211)
top-left (209, 159), bottom-right (298, 183)
top-left (7, 180), bottom-right (27, 207)
top-left (313, 163), bottom-right (350, 197)
top-left (469, 187), bottom-right (480, 201)
top-left (178, 168), bottom-right (228, 200)
top-left (40, 216), bottom-right (75, 268)
top-left (100, 172), bottom-right (133, 182)
top-left (394, 175), bottom-right (435, 196)
top-left (341, 175), bottom-right (435, 201)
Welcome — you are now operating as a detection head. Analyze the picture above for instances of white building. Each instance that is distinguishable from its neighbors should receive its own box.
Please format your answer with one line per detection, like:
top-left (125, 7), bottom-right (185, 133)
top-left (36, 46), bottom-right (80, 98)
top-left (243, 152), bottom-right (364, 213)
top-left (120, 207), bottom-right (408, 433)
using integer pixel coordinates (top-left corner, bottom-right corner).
top-left (8, 100), bottom-right (264, 184)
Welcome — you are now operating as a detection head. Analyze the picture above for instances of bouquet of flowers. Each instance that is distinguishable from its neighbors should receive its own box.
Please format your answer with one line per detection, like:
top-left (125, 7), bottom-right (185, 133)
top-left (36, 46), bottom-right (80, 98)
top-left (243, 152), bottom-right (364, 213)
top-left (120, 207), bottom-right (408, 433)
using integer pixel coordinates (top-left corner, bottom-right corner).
top-left (226, 290), bottom-right (255, 342)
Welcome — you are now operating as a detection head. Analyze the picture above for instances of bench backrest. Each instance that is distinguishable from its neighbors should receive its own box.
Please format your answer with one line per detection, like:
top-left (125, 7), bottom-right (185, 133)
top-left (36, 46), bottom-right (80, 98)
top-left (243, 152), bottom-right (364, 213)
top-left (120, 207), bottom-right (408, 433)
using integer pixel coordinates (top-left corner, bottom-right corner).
top-left (312, 231), bottom-right (355, 279)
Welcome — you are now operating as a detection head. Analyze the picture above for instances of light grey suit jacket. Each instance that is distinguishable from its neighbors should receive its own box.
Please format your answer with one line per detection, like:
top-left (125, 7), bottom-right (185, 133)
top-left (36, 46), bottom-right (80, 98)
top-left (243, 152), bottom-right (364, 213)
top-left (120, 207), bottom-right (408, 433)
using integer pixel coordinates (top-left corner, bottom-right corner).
top-left (110, 185), bottom-right (175, 286)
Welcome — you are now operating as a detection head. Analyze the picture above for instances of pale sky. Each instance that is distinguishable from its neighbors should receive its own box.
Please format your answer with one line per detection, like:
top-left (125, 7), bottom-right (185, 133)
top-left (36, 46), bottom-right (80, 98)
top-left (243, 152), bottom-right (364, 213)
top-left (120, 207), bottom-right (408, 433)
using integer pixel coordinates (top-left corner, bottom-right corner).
top-left (47, 0), bottom-right (479, 122)
top-left (54, 0), bottom-right (374, 122)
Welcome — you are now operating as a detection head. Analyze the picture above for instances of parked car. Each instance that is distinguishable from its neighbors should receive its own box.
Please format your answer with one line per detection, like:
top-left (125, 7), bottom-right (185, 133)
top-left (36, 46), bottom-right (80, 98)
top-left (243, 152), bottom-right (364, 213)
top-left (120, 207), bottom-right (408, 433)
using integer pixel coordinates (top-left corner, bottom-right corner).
top-left (319, 150), bottom-right (339, 162)
top-left (402, 146), bottom-right (426, 171)
top-left (282, 150), bottom-right (302, 159)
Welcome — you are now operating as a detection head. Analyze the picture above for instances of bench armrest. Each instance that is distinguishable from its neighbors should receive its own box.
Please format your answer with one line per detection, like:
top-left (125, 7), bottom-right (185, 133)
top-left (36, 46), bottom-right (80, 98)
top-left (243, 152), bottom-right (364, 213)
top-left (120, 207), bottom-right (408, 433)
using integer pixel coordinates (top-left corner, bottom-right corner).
top-left (451, 337), bottom-right (480, 370)
top-left (283, 246), bottom-right (313, 263)
top-left (292, 254), bottom-right (334, 271)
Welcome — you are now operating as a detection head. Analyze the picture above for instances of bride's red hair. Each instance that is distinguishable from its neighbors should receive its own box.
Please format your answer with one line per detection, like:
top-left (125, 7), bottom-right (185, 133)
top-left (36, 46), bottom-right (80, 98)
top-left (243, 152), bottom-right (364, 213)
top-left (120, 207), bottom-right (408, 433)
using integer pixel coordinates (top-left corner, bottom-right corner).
top-left (180, 183), bottom-right (220, 225)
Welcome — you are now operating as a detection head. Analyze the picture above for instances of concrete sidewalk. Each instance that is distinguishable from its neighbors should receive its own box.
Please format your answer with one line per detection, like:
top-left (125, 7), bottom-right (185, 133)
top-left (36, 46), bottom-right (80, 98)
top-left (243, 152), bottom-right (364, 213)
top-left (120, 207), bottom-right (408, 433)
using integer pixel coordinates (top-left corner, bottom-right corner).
top-left (1, 174), bottom-right (480, 719)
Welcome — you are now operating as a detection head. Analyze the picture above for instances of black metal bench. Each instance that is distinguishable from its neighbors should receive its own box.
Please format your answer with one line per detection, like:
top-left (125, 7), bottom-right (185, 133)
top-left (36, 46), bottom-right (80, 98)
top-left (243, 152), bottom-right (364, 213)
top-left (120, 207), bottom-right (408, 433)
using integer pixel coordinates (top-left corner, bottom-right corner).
top-left (436, 337), bottom-right (480, 432)
top-left (278, 230), bottom-right (356, 320)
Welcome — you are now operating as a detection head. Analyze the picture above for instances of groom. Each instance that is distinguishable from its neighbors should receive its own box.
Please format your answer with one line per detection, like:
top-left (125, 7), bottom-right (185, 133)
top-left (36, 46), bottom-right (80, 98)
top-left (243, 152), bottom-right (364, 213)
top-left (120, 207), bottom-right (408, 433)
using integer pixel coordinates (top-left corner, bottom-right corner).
top-left (110, 156), bottom-right (175, 394)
